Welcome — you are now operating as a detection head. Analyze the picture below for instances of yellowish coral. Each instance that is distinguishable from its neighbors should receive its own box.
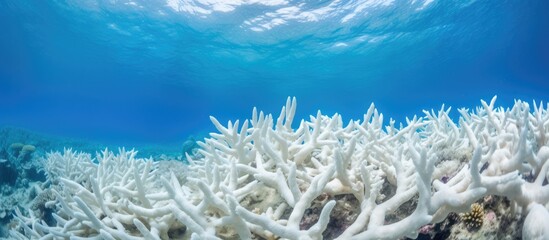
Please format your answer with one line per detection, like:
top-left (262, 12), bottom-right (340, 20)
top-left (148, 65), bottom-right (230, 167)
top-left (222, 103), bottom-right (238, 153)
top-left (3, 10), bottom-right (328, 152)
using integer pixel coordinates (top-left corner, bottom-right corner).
top-left (8, 143), bottom-right (35, 158)
top-left (461, 203), bottom-right (484, 230)
top-left (22, 144), bottom-right (36, 153)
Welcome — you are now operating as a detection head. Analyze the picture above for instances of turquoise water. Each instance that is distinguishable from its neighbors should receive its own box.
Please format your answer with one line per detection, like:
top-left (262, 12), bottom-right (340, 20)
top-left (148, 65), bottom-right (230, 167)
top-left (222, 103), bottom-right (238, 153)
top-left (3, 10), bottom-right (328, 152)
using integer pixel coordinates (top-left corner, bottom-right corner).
top-left (1, 0), bottom-right (548, 145)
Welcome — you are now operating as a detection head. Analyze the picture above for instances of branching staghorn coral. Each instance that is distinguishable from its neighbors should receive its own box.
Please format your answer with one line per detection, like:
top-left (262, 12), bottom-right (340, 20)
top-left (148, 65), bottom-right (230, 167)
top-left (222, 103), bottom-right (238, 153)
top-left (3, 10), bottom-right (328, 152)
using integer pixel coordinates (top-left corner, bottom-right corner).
top-left (9, 96), bottom-right (549, 239)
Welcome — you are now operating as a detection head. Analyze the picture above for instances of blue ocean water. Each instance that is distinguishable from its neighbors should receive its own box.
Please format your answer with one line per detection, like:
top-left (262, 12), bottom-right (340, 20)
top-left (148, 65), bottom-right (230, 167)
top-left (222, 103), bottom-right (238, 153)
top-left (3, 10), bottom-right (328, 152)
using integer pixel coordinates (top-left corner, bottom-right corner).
top-left (0, 0), bottom-right (548, 146)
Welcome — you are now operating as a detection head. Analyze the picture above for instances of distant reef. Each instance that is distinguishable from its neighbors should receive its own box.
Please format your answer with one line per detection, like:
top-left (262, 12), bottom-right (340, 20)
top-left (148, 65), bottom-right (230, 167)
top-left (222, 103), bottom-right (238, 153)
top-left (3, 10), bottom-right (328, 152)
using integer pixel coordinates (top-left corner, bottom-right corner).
top-left (0, 126), bottom-right (198, 238)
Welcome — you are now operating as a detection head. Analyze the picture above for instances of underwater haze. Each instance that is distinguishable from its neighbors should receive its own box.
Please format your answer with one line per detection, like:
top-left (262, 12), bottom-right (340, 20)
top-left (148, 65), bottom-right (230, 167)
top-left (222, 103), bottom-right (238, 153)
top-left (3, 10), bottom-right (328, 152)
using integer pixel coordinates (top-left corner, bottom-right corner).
top-left (1, 0), bottom-right (548, 145)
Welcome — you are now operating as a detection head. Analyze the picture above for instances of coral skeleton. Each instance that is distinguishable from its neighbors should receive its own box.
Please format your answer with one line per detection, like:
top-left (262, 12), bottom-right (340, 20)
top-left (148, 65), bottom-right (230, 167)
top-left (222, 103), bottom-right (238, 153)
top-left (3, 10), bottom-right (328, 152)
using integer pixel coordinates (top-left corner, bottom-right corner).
top-left (9, 96), bottom-right (549, 239)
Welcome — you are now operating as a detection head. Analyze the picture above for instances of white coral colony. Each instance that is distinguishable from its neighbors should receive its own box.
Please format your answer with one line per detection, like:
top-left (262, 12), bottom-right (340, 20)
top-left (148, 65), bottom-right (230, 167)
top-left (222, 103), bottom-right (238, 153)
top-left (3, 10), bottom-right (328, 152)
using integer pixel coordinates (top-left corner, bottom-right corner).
top-left (10, 96), bottom-right (549, 239)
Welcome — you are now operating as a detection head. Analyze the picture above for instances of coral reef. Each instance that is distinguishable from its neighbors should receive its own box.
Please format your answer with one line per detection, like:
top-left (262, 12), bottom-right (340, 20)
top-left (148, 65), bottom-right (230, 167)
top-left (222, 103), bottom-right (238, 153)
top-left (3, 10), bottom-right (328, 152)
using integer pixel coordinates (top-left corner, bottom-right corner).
top-left (7, 96), bottom-right (549, 239)
top-left (0, 139), bottom-right (44, 235)
top-left (0, 127), bottom-right (195, 238)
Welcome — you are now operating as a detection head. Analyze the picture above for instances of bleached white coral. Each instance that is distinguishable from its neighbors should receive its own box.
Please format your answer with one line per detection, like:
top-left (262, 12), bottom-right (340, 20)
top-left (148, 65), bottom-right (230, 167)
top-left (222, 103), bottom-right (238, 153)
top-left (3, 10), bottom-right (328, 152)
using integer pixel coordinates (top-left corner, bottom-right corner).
top-left (9, 96), bottom-right (549, 239)
top-left (523, 203), bottom-right (549, 239)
